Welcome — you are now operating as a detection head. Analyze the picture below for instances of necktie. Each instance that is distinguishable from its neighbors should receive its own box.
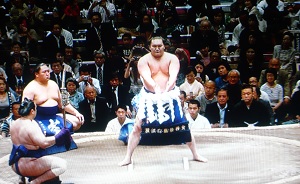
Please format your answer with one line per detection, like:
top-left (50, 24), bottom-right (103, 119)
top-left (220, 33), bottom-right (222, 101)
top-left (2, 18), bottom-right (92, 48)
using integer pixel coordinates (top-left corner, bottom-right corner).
top-left (98, 67), bottom-right (103, 85)
top-left (111, 88), bottom-right (117, 111)
top-left (56, 74), bottom-right (61, 87)
top-left (17, 79), bottom-right (23, 86)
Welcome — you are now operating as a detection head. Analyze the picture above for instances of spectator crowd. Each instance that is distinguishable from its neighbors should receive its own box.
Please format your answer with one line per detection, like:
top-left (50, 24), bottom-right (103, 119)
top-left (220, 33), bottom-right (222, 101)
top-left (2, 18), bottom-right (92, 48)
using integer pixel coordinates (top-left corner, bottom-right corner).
top-left (1, 0), bottom-right (300, 138)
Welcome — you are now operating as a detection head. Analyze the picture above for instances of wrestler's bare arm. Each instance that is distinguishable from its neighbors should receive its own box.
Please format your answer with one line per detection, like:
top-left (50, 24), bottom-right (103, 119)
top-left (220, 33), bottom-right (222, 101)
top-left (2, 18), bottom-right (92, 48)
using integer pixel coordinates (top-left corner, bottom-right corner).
top-left (27, 120), bottom-right (56, 149)
top-left (165, 54), bottom-right (180, 92)
top-left (138, 56), bottom-right (156, 92)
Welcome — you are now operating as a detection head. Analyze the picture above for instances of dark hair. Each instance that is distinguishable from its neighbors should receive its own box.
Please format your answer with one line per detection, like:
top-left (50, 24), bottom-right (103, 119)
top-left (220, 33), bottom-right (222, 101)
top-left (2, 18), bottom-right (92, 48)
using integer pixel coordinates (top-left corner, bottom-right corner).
top-left (217, 61), bottom-right (231, 72)
top-left (19, 98), bottom-right (35, 116)
top-left (282, 31), bottom-right (294, 41)
top-left (122, 33), bottom-right (132, 40)
top-left (11, 41), bottom-right (22, 48)
top-left (180, 90), bottom-right (187, 98)
top-left (212, 8), bottom-right (225, 25)
top-left (90, 12), bottom-right (102, 20)
top-left (66, 77), bottom-right (79, 88)
top-left (0, 76), bottom-right (9, 92)
top-left (241, 83), bottom-right (253, 91)
top-left (185, 66), bottom-right (197, 76)
top-left (188, 99), bottom-right (200, 107)
top-left (265, 68), bottom-right (277, 80)
top-left (217, 88), bottom-right (228, 96)
top-left (79, 65), bottom-right (90, 74)
top-left (253, 86), bottom-right (261, 97)
top-left (51, 18), bottom-right (62, 28)
top-left (115, 104), bottom-right (127, 112)
top-left (12, 101), bottom-right (21, 107)
top-left (34, 63), bottom-right (48, 74)
top-left (51, 59), bottom-right (63, 66)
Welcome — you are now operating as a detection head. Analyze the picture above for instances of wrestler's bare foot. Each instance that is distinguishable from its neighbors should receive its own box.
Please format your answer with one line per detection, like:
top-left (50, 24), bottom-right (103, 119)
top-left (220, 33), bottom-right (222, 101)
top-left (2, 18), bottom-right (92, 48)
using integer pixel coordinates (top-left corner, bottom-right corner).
top-left (118, 158), bottom-right (132, 166)
top-left (193, 154), bottom-right (208, 163)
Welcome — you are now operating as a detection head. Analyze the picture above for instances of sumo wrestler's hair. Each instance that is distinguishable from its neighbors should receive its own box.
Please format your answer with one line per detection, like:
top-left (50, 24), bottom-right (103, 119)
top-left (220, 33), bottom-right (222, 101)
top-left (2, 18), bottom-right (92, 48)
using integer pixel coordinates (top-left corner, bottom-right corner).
top-left (19, 98), bottom-right (36, 116)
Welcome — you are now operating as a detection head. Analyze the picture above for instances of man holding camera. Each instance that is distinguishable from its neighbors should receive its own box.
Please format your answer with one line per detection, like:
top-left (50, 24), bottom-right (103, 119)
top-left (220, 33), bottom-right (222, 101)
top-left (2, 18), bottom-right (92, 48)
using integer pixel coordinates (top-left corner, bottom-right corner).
top-left (77, 65), bottom-right (101, 95)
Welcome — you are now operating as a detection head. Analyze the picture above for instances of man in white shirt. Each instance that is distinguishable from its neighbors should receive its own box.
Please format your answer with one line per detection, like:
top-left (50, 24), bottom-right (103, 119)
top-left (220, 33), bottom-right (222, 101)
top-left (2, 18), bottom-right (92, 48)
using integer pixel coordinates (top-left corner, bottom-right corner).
top-left (77, 65), bottom-right (101, 95)
top-left (105, 104), bottom-right (133, 134)
top-left (185, 100), bottom-right (211, 130)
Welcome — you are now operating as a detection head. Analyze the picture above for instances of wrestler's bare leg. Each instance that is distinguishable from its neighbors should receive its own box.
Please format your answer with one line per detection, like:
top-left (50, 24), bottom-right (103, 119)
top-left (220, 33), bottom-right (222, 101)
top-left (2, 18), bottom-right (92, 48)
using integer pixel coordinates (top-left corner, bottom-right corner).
top-left (57, 113), bottom-right (82, 131)
top-left (118, 117), bottom-right (142, 166)
top-left (186, 132), bottom-right (208, 162)
top-left (13, 156), bottom-right (67, 184)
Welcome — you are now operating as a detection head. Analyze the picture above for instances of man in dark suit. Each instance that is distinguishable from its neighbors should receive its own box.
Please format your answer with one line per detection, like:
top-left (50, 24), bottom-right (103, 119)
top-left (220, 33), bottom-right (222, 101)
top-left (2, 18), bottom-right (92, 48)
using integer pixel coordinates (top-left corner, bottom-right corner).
top-left (43, 20), bottom-right (67, 60)
top-left (86, 12), bottom-right (104, 60)
top-left (189, 19), bottom-right (219, 57)
top-left (101, 73), bottom-right (131, 119)
top-left (78, 85), bottom-right (110, 132)
top-left (7, 63), bottom-right (32, 93)
top-left (231, 84), bottom-right (270, 127)
top-left (50, 60), bottom-right (73, 88)
top-left (89, 50), bottom-right (113, 89)
top-left (205, 88), bottom-right (233, 128)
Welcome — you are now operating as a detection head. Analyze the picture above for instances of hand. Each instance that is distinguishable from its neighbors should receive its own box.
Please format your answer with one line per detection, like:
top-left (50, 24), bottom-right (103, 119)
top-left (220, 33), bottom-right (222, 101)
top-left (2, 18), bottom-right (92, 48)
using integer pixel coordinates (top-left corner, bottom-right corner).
top-left (55, 128), bottom-right (71, 149)
top-left (211, 123), bottom-right (220, 128)
top-left (76, 112), bottom-right (84, 125)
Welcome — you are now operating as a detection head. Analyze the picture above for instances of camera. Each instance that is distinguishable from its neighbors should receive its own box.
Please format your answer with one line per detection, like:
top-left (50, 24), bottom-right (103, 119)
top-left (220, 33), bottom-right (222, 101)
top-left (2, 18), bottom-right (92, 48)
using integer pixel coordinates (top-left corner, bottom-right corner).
top-left (83, 76), bottom-right (89, 81)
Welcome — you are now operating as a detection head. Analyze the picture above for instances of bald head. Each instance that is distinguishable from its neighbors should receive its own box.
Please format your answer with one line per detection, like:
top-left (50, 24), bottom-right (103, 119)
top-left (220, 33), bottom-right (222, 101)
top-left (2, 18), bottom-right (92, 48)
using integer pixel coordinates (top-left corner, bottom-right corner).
top-left (268, 58), bottom-right (280, 71)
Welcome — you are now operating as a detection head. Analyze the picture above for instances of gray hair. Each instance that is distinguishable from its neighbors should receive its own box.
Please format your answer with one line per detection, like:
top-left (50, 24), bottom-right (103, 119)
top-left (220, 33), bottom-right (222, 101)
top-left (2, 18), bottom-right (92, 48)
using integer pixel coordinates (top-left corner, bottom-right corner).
top-left (228, 69), bottom-right (240, 76)
top-left (0, 67), bottom-right (8, 80)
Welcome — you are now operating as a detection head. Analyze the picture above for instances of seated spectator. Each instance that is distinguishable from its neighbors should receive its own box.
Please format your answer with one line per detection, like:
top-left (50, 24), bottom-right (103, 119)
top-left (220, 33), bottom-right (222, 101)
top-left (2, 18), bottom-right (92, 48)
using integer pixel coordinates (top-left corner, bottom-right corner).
top-left (86, 12), bottom-right (104, 59)
top-left (0, 77), bottom-right (17, 124)
top-left (259, 58), bottom-right (290, 96)
top-left (66, 77), bottom-right (84, 111)
top-left (186, 0), bottom-right (212, 28)
top-left (0, 68), bottom-right (20, 101)
top-left (222, 69), bottom-right (242, 106)
top-left (124, 55), bottom-right (143, 97)
top-left (195, 80), bottom-right (217, 116)
top-left (195, 62), bottom-right (208, 85)
top-left (117, 33), bottom-right (133, 61)
top-left (1, 101), bottom-right (21, 137)
top-left (89, 50), bottom-right (114, 89)
top-left (61, 0), bottom-right (80, 32)
top-left (261, 68), bottom-right (283, 112)
top-left (43, 19), bottom-right (67, 60)
top-left (120, 0), bottom-right (148, 29)
top-left (11, 16), bottom-right (39, 57)
top-left (179, 90), bottom-right (188, 115)
top-left (8, 0), bottom-right (28, 31)
top-left (205, 88), bottom-right (233, 128)
top-left (252, 86), bottom-right (274, 125)
top-left (248, 76), bottom-right (270, 104)
top-left (282, 86), bottom-right (300, 124)
top-left (215, 61), bottom-right (231, 91)
top-left (273, 31), bottom-right (296, 77)
top-left (244, 0), bottom-right (265, 33)
top-left (232, 84), bottom-right (270, 127)
top-left (7, 63), bottom-right (32, 93)
top-left (237, 45), bottom-right (264, 83)
top-left (274, 96), bottom-right (293, 125)
top-left (101, 73), bottom-right (132, 120)
top-left (227, 0), bottom-right (245, 32)
top-left (175, 48), bottom-right (189, 86)
top-left (25, 0), bottom-right (44, 39)
top-left (87, 0), bottom-right (117, 51)
top-left (189, 20), bottom-right (219, 57)
top-left (63, 46), bottom-right (79, 78)
top-left (5, 41), bottom-right (30, 79)
top-left (77, 65), bottom-right (101, 95)
top-left (105, 104), bottom-right (134, 134)
top-left (185, 100), bottom-right (211, 130)
top-left (204, 50), bottom-right (223, 81)
top-left (211, 8), bottom-right (227, 55)
top-left (50, 60), bottom-right (73, 88)
top-left (78, 85), bottom-right (109, 132)
top-left (179, 66), bottom-right (205, 101)
top-left (154, 0), bottom-right (179, 34)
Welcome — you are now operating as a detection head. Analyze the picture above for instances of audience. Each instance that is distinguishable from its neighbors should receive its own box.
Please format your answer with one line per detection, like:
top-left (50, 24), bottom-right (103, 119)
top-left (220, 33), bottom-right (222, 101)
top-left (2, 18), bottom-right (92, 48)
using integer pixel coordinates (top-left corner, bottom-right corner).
top-left (50, 59), bottom-right (73, 88)
top-left (205, 88), bottom-right (233, 128)
top-left (195, 80), bottom-right (217, 116)
top-left (232, 84), bottom-right (270, 127)
top-left (77, 65), bottom-right (101, 95)
top-left (78, 85), bottom-right (109, 132)
top-left (185, 100), bottom-right (211, 130)
top-left (1, 101), bottom-right (21, 137)
top-left (105, 104), bottom-right (134, 134)
top-left (66, 77), bottom-right (84, 111)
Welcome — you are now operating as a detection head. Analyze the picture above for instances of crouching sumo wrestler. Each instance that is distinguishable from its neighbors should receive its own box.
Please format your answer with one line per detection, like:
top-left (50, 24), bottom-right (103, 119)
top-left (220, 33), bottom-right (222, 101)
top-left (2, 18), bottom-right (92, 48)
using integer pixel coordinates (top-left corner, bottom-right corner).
top-left (9, 98), bottom-right (71, 184)
top-left (119, 36), bottom-right (207, 166)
